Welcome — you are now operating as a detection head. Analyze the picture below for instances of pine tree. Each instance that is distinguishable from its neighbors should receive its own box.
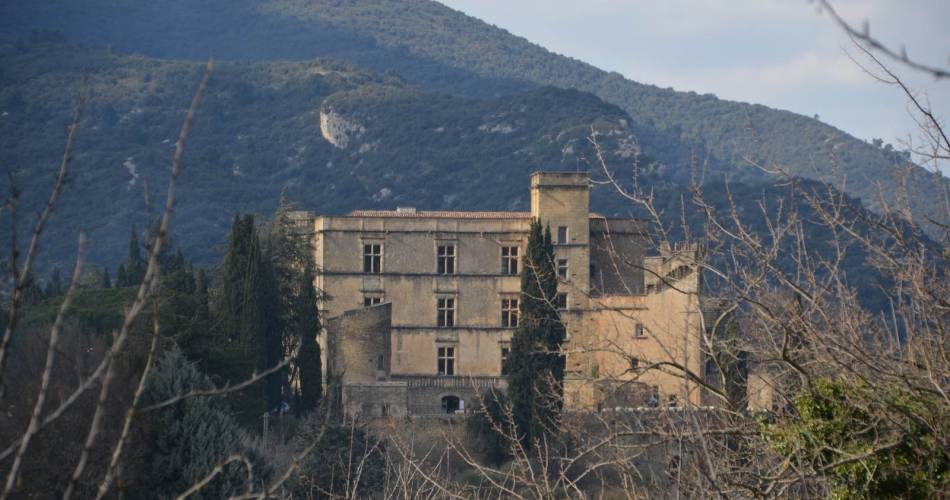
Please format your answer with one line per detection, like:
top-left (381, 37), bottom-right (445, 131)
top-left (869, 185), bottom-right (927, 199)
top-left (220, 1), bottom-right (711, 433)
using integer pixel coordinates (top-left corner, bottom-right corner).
top-left (507, 220), bottom-right (565, 450)
top-left (296, 266), bottom-right (322, 415)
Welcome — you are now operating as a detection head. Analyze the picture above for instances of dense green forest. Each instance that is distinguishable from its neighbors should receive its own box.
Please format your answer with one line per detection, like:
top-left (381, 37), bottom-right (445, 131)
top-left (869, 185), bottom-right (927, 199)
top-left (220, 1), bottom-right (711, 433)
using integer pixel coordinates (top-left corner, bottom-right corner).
top-left (3, 0), bottom-right (946, 238)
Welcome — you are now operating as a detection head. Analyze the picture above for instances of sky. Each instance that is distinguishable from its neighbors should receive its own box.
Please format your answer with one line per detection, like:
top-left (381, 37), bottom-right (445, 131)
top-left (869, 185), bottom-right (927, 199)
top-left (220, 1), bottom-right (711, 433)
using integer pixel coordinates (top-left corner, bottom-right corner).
top-left (440, 0), bottom-right (949, 171)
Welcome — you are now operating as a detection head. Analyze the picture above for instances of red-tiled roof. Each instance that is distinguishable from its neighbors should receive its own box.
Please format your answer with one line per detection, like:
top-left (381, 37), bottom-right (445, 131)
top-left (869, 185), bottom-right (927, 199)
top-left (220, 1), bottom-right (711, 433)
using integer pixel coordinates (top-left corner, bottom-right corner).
top-left (345, 210), bottom-right (614, 220)
top-left (347, 210), bottom-right (531, 219)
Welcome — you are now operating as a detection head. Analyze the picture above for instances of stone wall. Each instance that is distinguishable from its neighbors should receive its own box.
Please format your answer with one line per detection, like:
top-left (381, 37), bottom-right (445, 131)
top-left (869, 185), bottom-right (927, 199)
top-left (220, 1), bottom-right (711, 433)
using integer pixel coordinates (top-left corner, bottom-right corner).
top-left (589, 218), bottom-right (647, 295)
top-left (343, 382), bottom-right (408, 417)
top-left (327, 302), bottom-right (392, 385)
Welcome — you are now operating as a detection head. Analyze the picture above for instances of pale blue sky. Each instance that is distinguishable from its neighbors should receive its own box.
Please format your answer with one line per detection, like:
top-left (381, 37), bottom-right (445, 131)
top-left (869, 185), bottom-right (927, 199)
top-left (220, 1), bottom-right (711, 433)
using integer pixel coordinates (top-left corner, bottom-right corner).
top-left (441, 0), bottom-right (949, 171)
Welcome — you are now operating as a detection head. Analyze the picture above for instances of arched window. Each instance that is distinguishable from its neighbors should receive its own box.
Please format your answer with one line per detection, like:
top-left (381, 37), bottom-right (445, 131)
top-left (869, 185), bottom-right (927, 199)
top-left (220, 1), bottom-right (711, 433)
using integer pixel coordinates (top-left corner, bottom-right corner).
top-left (441, 395), bottom-right (460, 414)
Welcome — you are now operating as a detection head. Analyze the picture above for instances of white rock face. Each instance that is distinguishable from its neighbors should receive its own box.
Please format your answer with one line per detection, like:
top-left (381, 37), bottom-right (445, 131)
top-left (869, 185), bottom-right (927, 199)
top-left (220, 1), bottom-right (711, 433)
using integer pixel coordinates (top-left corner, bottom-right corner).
top-left (123, 157), bottom-right (139, 187)
top-left (478, 123), bottom-right (515, 134)
top-left (320, 108), bottom-right (365, 149)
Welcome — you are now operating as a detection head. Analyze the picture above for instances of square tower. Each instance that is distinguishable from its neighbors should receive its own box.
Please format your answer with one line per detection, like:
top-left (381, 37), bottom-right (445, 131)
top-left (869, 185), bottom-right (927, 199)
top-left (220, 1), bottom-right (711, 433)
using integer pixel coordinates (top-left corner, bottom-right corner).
top-left (530, 171), bottom-right (591, 311)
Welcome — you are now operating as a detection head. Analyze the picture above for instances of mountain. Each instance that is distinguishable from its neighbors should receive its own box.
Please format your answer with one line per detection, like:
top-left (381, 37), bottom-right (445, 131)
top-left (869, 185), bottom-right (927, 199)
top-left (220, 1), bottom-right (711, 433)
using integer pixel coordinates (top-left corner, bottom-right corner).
top-left (3, 0), bottom-right (947, 236)
top-left (0, 42), bottom-right (649, 267)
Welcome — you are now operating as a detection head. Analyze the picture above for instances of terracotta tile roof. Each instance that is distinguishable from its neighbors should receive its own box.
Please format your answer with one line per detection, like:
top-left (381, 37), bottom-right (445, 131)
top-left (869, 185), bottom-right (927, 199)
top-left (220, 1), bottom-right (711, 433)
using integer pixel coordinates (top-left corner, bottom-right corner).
top-left (345, 210), bottom-right (612, 220)
top-left (347, 210), bottom-right (531, 219)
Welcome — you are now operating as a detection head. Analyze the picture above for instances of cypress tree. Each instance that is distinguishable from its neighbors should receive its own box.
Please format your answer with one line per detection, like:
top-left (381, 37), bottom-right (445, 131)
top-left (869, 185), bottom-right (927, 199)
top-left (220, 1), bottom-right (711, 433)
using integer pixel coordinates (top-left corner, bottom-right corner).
top-left (195, 268), bottom-right (209, 323)
top-left (259, 246), bottom-right (284, 410)
top-left (116, 264), bottom-right (127, 288)
top-left (507, 220), bottom-right (565, 450)
top-left (101, 268), bottom-right (111, 289)
top-left (296, 266), bottom-right (322, 414)
top-left (126, 224), bottom-right (145, 286)
top-left (45, 267), bottom-right (63, 297)
top-left (23, 272), bottom-right (43, 305)
top-left (165, 249), bottom-right (194, 293)
top-left (217, 214), bottom-right (285, 413)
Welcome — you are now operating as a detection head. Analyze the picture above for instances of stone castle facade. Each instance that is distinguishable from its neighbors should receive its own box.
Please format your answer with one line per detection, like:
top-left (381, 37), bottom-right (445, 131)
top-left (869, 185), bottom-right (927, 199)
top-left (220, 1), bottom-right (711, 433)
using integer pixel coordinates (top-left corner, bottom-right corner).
top-left (304, 171), bottom-right (704, 417)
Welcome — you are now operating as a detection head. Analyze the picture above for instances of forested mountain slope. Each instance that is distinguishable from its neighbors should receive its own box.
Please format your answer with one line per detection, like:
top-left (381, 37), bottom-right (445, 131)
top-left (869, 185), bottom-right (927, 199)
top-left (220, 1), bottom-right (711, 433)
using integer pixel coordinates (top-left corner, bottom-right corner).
top-left (0, 42), bottom-right (648, 267)
top-left (3, 0), bottom-right (947, 234)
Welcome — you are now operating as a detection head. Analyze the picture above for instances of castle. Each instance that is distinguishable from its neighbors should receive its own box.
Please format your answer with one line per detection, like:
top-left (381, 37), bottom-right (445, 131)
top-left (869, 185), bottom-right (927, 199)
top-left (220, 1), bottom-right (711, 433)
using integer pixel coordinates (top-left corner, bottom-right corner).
top-left (305, 172), bottom-right (704, 417)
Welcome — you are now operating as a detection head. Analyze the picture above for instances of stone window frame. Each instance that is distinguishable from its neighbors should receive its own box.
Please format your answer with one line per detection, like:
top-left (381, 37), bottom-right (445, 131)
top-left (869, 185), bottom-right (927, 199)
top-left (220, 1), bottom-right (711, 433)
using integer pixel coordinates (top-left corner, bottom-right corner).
top-left (436, 243), bottom-right (456, 275)
top-left (501, 245), bottom-right (520, 275)
top-left (556, 257), bottom-right (569, 282)
top-left (437, 344), bottom-right (456, 376)
top-left (363, 293), bottom-right (384, 307)
top-left (634, 322), bottom-right (647, 339)
top-left (362, 242), bottom-right (383, 274)
top-left (500, 296), bottom-right (519, 328)
top-left (556, 225), bottom-right (569, 245)
top-left (499, 341), bottom-right (511, 375)
top-left (556, 292), bottom-right (568, 310)
top-left (436, 295), bottom-right (456, 328)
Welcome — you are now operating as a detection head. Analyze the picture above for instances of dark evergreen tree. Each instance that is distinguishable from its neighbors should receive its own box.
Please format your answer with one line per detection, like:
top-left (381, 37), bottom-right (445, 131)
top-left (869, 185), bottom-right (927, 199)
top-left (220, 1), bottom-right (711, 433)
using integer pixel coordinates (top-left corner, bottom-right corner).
top-left (45, 267), bottom-right (63, 297)
top-left (219, 215), bottom-right (258, 350)
top-left (194, 268), bottom-right (209, 323)
top-left (259, 247), bottom-right (284, 411)
top-left (262, 192), bottom-right (311, 396)
top-left (22, 272), bottom-right (44, 306)
top-left (216, 214), bottom-right (285, 414)
top-left (101, 268), bottom-right (111, 289)
top-left (295, 266), bottom-right (322, 415)
top-left (136, 348), bottom-right (262, 498)
top-left (164, 249), bottom-right (195, 293)
top-left (125, 224), bottom-right (145, 286)
top-left (507, 221), bottom-right (565, 450)
top-left (116, 264), bottom-right (127, 287)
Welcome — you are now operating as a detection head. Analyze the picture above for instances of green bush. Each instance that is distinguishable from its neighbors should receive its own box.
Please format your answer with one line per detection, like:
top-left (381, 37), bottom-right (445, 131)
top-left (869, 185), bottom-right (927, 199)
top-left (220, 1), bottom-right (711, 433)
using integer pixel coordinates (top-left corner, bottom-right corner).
top-left (763, 378), bottom-right (950, 499)
top-left (291, 417), bottom-right (386, 498)
top-left (465, 390), bottom-right (513, 466)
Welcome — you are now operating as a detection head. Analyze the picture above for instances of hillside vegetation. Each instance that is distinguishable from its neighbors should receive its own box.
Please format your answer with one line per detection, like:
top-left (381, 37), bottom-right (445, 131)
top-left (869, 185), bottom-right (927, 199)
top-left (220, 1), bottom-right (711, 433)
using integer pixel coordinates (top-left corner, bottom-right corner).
top-left (0, 42), bottom-right (645, 267)
top-left (3, 0), bottom-right (946, 235)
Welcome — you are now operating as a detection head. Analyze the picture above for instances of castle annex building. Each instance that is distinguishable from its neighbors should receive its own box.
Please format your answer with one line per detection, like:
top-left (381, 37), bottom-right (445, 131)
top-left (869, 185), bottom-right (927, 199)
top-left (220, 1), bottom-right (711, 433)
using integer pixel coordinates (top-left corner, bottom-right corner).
top-left (308, 172), bottom-right (703, 417)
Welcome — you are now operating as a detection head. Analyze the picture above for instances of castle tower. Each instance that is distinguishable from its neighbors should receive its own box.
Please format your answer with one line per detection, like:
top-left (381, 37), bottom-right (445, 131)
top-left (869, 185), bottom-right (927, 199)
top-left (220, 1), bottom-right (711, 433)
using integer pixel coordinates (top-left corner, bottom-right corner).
top-left (530, 171), bottom-right (591, 311)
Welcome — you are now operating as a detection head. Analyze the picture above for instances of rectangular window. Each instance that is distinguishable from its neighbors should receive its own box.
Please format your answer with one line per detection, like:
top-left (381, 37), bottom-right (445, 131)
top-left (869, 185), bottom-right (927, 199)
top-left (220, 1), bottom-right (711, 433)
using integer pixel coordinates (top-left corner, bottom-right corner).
top-left (501, 246), bottom-right (519, 275)
top-left (437, 346), bottom-right (455, 375)
top-left (557, 226), bottom-right (569, 244)
top-left (557, 258), bottom-right (569, 281)
top-left (363, 243), bottom-right (382, 273)
top-left (437, 244), bottom-right (456, 274)
top-left (556, 293), bottom-right (568, 310)
top-left (500, 345), bottom-right (511, 375)
top-left (634, 323), bottom-right (645, 338)
top-left (363, 295), bottom-right (383, 307)
top-left (501, 298), bottom-right (519, 327)
top-left (437, 297), bottom-right (455, 327)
